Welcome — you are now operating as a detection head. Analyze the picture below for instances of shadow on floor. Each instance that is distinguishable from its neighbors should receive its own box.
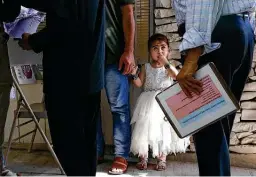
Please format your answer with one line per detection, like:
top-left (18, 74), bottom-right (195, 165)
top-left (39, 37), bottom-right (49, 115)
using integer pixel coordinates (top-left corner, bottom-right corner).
top-left (4, 149), bottom-right (256, 176)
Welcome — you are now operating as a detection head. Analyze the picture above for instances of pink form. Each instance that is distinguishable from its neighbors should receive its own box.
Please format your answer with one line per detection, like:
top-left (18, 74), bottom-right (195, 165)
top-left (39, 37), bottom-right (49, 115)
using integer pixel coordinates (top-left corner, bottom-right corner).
top-left (165, 75), bottom-right (222, 120)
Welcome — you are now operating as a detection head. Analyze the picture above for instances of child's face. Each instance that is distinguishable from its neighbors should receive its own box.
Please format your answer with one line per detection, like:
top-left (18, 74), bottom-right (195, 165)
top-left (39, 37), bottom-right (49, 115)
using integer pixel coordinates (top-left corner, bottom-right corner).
top-left (150, 40), bottom-right (169, 62)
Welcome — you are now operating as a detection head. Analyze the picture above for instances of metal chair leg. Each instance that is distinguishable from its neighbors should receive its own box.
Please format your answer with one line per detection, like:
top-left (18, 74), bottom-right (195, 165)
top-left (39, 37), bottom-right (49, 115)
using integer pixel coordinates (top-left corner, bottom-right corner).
top-left (5, 99), bottom-right (22, 165)
top-left (28, 119), bottom-right (40, 153)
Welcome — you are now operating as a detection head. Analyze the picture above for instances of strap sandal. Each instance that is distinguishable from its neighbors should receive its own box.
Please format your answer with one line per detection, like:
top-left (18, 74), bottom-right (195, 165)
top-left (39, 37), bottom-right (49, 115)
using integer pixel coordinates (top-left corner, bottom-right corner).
top-left (155, 160), bottom-right (166, 171)
top-left (136, 157), bottom-right (148, 170)
top-left (108, 157), bottom-right (128, 175)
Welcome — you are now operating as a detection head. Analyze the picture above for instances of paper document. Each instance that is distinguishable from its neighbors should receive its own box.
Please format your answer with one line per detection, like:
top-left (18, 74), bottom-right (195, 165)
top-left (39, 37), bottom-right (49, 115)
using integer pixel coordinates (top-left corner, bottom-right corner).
top-left (12, 65), bottom-right (36, 85)
top-left (166, 75), bottom-right (225, 128)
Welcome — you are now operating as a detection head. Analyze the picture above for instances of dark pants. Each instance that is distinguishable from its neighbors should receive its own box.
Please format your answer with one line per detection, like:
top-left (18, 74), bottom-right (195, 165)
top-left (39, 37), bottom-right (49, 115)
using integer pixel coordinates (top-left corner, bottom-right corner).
top-left (0, 29), bottom-right (13, 174)
top-left (45, 91), bottom-right (101, 176)
top-left (187, 14), bottom-right (254, 176)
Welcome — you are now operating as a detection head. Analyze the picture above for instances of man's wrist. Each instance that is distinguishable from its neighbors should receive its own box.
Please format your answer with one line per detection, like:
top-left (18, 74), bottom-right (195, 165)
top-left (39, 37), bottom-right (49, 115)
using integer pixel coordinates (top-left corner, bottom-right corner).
top-left (184, 48), bottom-right (202, 65)
top-left (124, 47), bottom-right (134, 53)
top-left (187, 47), bottom-right (203, 58)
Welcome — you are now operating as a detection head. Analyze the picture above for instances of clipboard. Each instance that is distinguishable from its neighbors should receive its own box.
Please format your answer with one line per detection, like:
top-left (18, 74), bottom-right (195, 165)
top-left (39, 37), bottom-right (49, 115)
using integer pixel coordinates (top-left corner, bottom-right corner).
top-left (155, 62), bottom-right (239, 138)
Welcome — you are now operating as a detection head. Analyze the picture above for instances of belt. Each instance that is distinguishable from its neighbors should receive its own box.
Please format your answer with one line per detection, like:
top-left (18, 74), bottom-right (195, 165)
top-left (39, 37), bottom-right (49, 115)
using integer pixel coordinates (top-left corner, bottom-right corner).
top-left (144, 88), bottom-right (165, 92)
top-left (177, 12), bottom-right (250, 37)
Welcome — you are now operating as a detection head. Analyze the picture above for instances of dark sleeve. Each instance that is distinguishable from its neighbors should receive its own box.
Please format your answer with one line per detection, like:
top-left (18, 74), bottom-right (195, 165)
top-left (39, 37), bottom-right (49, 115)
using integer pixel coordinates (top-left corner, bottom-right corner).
top-left (21, 0), bottom-right (49, 12)
top-left (119, 0), bottom-right (134, 6)
top-left (27, 15), bottom-right (68, 53)
top-left (28, 27), bottom-right (48, 53)
top-left (0, 0), bottom-right (21, 22)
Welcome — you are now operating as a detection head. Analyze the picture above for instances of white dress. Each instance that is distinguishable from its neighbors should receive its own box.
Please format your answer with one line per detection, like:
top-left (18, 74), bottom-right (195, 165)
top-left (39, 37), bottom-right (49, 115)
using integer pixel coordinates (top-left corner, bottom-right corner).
top-left (130, 63), bottom-right (190, 158)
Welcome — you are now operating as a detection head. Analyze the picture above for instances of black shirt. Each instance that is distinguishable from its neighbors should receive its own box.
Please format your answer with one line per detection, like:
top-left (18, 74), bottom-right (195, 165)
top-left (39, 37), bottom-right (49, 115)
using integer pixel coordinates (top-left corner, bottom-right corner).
top-left (105, 0), bottom-right (134, 65)
top-left (23, 0), bottom-right (105, 94)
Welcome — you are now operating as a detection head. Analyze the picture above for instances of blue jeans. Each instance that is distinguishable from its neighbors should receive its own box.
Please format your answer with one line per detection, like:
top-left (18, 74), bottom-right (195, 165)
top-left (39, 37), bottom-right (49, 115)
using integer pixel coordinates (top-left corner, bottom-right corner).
top-left (97, 64), bottom-right (131, 159)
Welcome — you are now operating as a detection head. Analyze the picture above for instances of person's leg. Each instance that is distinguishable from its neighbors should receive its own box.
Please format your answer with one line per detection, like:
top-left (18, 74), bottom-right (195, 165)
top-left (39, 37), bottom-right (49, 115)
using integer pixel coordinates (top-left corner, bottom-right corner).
top-left (195, 48), bottom-right (232, 176)
top-left (0, 30), bottom-right (20, 176)
top-left (96, 98), bottom-right (105, 163)
top-left (0, 86), bottom-right (11, 173)
top-left (193, 120), bottom-right (230, 176)
top-left (193, 15), bottom-right (253, 176)
top-left (179, 35), bottom-right (232, 177)
top-left (84, 92), bottom-right (101, 175)
top-left (105, 64), bottom-right (131, 158)
top-left (44, 89), bottom-right (100, 176)
top-left (0, 86), bottom-right (21, 176)
top-left (227, 18), bottom-right (255, 137)
top-left (104, 64), bottom-right (131, 174)
top-left (45, 91), bottom-right (85, 175)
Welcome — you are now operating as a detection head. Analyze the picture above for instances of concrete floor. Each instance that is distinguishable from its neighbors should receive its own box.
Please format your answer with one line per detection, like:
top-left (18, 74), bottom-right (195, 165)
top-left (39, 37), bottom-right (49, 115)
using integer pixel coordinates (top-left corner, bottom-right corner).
top-left (4, 149), bottom-right (256, 176)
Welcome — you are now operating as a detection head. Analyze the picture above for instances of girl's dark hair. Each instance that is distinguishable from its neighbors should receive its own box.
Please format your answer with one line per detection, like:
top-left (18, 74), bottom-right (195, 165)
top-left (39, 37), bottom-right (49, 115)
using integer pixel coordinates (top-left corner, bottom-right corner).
top-left (148, 33), bottom-right (169, 50)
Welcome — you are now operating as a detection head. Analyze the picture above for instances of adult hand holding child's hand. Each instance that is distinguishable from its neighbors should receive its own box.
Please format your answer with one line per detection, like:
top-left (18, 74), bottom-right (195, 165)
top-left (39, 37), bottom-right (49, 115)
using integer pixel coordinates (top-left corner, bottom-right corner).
top-left (119, 50), bottom-right (135, 75)
top-left (131, 65), bottom-right (138, 75)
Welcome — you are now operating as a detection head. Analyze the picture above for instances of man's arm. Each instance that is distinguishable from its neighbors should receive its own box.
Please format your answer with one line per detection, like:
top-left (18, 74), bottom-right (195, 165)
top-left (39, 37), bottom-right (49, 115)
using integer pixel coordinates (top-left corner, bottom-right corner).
top-left (180, 0), bottom-right (225, 55)
top-left (24, 17), bottom-right (66, 53)
top-left (21, 0), bottom-right (50, 12)
top-left (119, 2), bottom-right (135, 74)
top-left (174, 0), bottom-right (225, 97)
top-left (20, 0), bottom-right (49, 52)
top-left (121, 4), bottom-right (135, 53)
top-left (27, 27), bottom-right (48, 53)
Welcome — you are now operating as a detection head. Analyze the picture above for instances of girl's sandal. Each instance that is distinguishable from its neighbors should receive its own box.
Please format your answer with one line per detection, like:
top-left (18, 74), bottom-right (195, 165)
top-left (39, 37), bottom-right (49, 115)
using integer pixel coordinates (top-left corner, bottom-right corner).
top-left (136, 158), bottom-right (148, 170)
top-left (155, 160), bottom-right (166, 171)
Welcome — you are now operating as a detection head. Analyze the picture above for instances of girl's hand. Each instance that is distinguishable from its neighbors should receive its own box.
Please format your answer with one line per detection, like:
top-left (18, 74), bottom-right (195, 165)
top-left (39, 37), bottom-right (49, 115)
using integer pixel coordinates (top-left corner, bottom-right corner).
top-left (131, 65), bottom-right (138, 75)
top-left (159, 55), bottom-right (169, 65)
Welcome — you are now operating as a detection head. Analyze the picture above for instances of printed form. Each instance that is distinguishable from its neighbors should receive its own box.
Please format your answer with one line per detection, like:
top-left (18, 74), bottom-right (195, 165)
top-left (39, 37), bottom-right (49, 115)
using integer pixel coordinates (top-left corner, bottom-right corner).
top-left (166, 75), bottom-right (226, 128)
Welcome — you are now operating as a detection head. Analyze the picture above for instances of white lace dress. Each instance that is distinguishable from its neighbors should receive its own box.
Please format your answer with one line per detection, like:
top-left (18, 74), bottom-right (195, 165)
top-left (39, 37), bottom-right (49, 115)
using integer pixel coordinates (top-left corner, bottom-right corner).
top-left (130, 63), bottom-right (190, 158)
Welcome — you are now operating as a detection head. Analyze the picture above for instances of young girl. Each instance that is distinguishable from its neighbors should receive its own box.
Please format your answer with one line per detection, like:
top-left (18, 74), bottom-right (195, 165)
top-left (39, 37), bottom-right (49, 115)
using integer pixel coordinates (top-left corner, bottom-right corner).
top-left (130, 33), bottom-right (190, 171)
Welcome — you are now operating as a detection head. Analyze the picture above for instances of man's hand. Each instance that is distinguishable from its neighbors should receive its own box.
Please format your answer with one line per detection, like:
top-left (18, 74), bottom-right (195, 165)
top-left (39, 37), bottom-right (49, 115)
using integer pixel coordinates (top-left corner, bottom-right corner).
top-left (176, 47), bottom-right (203, 97)
top-left (18, 33), bottom-right (32, 50)
top-left (118, 51), bottom-right (135, 75)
